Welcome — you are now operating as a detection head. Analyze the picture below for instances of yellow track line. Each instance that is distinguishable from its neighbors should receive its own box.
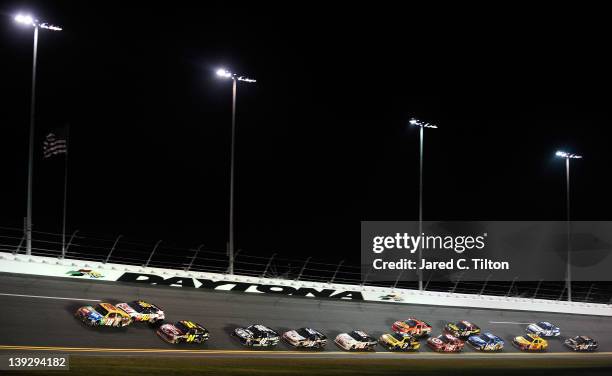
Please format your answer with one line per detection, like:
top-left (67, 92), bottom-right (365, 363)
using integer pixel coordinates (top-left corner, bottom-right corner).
top-left (0, 345), bottom-right (610, 356)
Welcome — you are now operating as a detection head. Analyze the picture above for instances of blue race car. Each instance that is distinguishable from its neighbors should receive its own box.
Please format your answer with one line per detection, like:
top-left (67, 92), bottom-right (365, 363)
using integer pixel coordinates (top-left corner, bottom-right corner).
top-left (467, 332), bottom-right (504, 351)
top-left (526, 321), bottom-right (560, 337)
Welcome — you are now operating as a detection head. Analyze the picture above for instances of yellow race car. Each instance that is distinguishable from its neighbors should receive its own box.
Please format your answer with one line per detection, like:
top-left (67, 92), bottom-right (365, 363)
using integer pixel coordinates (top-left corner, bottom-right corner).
top-left (75, 302), bottom-right (132, 327)
top-left (378, 332), bottom-right (420, 351)
top-left (512, 333), bottom-right (548, 351)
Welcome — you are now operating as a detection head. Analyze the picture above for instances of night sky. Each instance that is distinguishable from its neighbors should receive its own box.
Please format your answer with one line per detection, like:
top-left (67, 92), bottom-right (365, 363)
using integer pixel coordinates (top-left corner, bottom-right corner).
top-left (1, 2), bottom-right (610, 265)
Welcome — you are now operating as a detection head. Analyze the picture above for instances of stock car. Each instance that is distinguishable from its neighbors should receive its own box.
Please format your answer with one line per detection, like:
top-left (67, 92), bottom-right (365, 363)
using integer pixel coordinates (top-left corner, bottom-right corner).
top-left (444, 320), bottom-right (481, 339)
top-left (526, 321), bottom-right (560, 337)
top-left (74, 302), bottom-right (132, 327)
top-left (282, 327), bottom-right (327, 348)
top-left (564, 336), bottom-right (598, 352)
top-left (156, 320), bottom-right (209, 344)
top-left (427, 333), bottom-right (465, 352)
top-left (391, 318), bottom-right (432, 337)
top-left (378, 332), bottom-right (420, 351)
top-left (512, 334), bottom-right (548, 351)
top-left (335, 330), bottom-right (378, 351)
top-left (467, 332), bottom-right (505, 351)
top-left (115, 300), bottom-right (165, 324)
top-left (234, 324), bottom-right (280, 347)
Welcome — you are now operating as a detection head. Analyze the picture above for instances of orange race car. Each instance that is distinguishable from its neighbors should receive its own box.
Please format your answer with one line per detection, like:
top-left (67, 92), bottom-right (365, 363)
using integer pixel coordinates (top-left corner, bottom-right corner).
top-left (391, 318), bottom-right (432, 337)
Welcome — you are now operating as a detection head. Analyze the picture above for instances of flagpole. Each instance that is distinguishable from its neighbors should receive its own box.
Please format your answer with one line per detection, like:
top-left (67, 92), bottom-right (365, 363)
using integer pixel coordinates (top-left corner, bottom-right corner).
top-left (61, 124), bottom-right (69, 257)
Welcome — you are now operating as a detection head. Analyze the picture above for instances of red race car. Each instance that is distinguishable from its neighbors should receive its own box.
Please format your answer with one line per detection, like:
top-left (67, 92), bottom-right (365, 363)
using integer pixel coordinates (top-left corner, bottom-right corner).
top-left (391, 318), bottom-right (432, 337)
top-left (427, 333), bottom-right (465, 352)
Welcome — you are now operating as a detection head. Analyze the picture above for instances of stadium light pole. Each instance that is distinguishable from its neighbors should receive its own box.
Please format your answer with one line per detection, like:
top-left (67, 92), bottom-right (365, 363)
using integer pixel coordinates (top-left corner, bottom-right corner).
top-left (555, 150), bottom-right (582, 302)
top-left (14, 14), bottom-right (62, 256)
top-left (409, 118), bottom-right (438, 291)
top-left (216, 68), bottom-right (256, 275)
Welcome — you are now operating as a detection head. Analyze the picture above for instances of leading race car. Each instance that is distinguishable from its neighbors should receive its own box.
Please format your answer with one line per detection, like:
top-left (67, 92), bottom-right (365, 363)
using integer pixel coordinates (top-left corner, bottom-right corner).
top-left (564, 336), bottom-right (598, 352)
top-left (526, 321), bottom-right (560, 337)
top-left (378, 332), bottom-right (420, 351)
top-left (444, 320), bottom-right (480, 339)
top-left (156, 320), bottom-right (209, 344)
top-left (115, 300), bottom-right (165, 324)
top-left (282, 327), bottom-right (327, 349)
top-left (391, 318), bottom-right (432, 337)
top-left (335, 330), bottom-right (377, 351)
top-left (74, 302), bottom-right (132, 327)
top-left (467, 332), bottom-right (504, 351)
top-left (512, 334), bottom-right (548, 351)
top-left (427, 333), bottom-right (464, 352)
top-left (234, 324), bottom-right (280, 347)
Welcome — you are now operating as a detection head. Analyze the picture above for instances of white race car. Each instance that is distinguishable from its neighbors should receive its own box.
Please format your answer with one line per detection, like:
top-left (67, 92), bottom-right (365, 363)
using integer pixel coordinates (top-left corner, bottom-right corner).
top-left (526, 321), bottom-right (560, 337)
top-left (335, 330), bottom-right (377, 351)
top-left (282, 327), bottom-right (327, 348)
top-left (115, 300), bottom-right (165, 324)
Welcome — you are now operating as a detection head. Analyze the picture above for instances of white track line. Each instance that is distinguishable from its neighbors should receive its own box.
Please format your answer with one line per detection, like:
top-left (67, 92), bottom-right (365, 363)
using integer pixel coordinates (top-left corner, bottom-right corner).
top-left (0, 292), bottom-right (100, 302)
top-left (489, 321), bottom-right (534, 325)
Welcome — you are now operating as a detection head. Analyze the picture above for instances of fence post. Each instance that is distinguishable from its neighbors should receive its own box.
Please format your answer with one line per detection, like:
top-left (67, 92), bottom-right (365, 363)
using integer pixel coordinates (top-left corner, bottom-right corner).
top-left (424, 272), bottom-right (432, 291)
top-left (261, 253), bottom-right (277, 277)
top-left (558, 285), bottom-right (566, 301)
top-left (296, 257), bottom-right (311, 281)
top-left (392, 270), bottom-right (403, 289)
top-left (144, 240), bottom-right (162, 267)
top-left (13, 235), bottom-right (26, 255)
top-left (506, 276), bottom-right (518, 297)
top-left (61, 230), bottom-right (79, 259)
top-left (532, 279), bottom-right (543, 299)
top-left (104, 234), bottom-right (123, 264)
top-left (361, 266), bottom-right (372, 287)
top-left (186, 244), bottom-right (204, 271)
top-left (226, 250), bottom-right (241, 274)
top-left (584, 283), bottom-right (594, 302)
top-left (330, 260), bottom-right (344, 284)
top-left (451, 272), bottom-right (464, 293)
top-left (479, 274), bottom-right (492, 296)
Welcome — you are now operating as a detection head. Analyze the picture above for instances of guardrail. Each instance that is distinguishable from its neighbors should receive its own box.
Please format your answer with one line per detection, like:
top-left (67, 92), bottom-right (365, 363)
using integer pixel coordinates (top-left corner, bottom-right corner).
top-left (1, 225), bottom-right (611, 312)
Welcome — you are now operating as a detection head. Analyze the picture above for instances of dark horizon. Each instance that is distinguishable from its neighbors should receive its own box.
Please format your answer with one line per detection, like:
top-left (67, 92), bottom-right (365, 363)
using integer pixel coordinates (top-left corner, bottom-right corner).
top-left (1, 2), bottom-right (611, 265)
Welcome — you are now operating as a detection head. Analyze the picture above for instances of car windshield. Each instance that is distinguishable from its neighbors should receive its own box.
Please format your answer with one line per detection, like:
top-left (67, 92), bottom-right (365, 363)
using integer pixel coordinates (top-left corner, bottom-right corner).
top-left (538, 322), bottom-right (552, 329)
top-left (94, 304), bottom-right (109, 316)
top-left (456, 322), bottom-right (468, 330)
top-left (391, 333), bottom-right (405, 341)
top-left (440, 336), bottom-right (452, 343)
top-left (131, 301), bottom-right (155, 313)
top-left (249, 325), bottom-right (274, 337)
top-left (175, 322), bottom-right (190, 333)
top-left (350, 331), bottom-right (371, 341)
top-left (297, 328), bottom-right (312, 338)
top-left (522, 335), bottom-right (533, 342)
top-left (478, 334), bottom-right (489, 342)
top-left (405, 320), bottom-right (417, 326)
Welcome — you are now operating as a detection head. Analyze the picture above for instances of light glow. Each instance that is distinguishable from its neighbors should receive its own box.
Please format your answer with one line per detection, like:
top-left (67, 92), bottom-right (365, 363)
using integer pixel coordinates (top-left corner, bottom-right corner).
top-left (216, 68), bottom-right (256, 83)
top-left (14, 14), bottom-right (62, 31)
top-left (15, 14), bottom-right (34, 26)
top-left (556, 150), bottom-right (582, 159)
top-left (409, 117), bottom-right (438, 129)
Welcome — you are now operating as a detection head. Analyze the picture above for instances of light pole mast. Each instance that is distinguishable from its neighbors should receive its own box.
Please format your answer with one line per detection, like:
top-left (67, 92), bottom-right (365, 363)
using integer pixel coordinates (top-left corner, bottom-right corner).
top-left (216, 68), bottom-right (256, 274)
top-left (555, 150), bottom-right (582, 302)
top-left (25, 24), bottom-right (38, 256)
top-left (14, 14), bottom-right (62, 255)
top-left (410, 118), bottom-right (438, 290)
top-left (228, 77), bottom-right (237, 275)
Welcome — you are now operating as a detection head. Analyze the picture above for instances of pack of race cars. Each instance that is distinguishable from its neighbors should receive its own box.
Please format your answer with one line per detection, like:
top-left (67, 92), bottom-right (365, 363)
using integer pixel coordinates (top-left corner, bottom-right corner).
top-left (74, 302), bottom-right (599, 352)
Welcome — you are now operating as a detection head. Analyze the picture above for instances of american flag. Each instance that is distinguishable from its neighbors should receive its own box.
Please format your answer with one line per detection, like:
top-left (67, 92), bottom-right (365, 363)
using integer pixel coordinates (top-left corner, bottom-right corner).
top-left (43, 129), bottom-right (68, 159)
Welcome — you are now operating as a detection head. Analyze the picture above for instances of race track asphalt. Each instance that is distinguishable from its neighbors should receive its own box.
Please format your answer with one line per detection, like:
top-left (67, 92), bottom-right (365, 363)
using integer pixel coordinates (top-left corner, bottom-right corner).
top-left (0, 273), bottom-right (611, 358)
